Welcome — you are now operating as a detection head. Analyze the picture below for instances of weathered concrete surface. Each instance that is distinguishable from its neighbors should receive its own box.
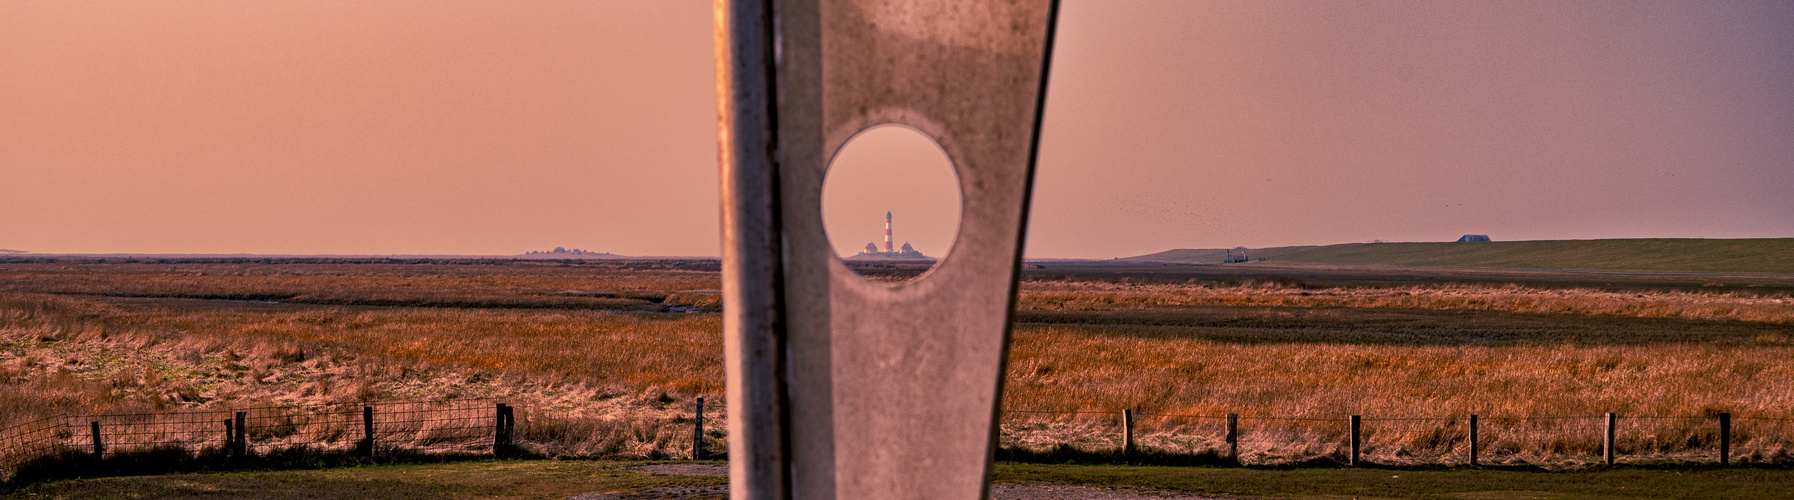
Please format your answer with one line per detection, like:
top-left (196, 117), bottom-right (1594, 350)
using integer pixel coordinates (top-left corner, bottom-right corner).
top-left (718, 0), bottom-right (1059, 498)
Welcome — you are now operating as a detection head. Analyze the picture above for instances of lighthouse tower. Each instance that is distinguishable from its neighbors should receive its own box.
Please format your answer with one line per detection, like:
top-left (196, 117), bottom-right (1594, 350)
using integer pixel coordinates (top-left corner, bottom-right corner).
top-left (884, 211), bottom-right (894, 253)
top-left (851, 211), bottom-right (928, 260)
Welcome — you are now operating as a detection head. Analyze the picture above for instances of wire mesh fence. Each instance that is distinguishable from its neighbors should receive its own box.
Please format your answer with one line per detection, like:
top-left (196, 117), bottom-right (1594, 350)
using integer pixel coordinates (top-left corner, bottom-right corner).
top-left (998, 409), bottom-right (1790, 467)
top-left (1733, 416), bottom-right (1794, 463)
top-left (0, 397), bottom-right (731, 483)
top-left (0, 418), bottom-right (66, 476)
top-left (1131, 412), bottom-right (1228, 457)
top-left (1358, 417), bottom-right (1462, 465)
top-left (1231, 415), bottom-right (1347, 464)
top-left (5, 401), bottom-right (1788, 481)
top-left (1474, 415), bottom-right (1600, 464)
top-left (0, 398), bottom-right (516, 481)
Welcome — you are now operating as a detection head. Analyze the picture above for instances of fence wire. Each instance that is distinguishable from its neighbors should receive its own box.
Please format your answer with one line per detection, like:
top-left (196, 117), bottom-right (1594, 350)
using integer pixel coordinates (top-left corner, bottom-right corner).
top-left (6, 403), bottom-right (1787, 479)
top-left (1733, 416), bottom-right (1794, 463)
top-left (1, 399), bottom-right (515, 480)
top-left (997, 410), bottom-right (1788, 466)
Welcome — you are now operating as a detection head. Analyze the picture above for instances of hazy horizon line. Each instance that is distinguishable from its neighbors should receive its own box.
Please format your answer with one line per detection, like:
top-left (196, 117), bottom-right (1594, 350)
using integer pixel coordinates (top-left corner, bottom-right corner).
top-left (6, 236), bottom-right (1789, 261)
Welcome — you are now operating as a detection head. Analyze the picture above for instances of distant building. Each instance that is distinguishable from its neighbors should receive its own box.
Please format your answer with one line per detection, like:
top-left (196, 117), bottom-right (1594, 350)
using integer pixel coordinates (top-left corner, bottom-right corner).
top-left (1223, 248), bottom-right (1249, 264)
top-left (1457, 234), bottom-right (1492, 242)
top-left (525, 247), bottom-right (610, 256)
top-left (856, 241), bottom-right (927, 260)
top-left (851, 212), bottom-right (929, 260)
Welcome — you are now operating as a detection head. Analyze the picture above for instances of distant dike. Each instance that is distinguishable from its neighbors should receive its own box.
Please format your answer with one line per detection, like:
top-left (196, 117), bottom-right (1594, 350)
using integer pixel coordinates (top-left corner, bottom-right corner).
top-left (0, 251), bottom-right (707, 262)
top-left (1122, 238), bottom-right (1794, 275)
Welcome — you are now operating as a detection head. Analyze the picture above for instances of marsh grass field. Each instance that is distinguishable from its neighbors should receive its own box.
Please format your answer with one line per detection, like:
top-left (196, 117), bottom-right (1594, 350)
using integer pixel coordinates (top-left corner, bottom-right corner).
top-left (2, 257), bottom-right (1792, 477)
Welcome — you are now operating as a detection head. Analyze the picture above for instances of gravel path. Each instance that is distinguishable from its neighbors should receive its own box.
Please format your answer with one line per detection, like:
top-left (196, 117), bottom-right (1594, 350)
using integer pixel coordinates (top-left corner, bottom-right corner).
top-left (565, 464), bottom-right (1229, 499)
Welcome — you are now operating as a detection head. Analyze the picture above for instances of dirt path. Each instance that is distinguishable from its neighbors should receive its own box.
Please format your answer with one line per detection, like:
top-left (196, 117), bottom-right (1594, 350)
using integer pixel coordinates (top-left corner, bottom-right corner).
top-left (566, 464), bottom-right (1229, 500)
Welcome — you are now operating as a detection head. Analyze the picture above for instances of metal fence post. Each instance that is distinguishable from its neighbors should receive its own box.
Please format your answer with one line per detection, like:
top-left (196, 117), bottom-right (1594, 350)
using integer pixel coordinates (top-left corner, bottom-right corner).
top-left (90, 421), bottom-right (103, 462)
top-left (361, 406), bottom-right (375, 457)
top-left (1468, 414), bottom-right (1479, 466)
top-left (1604, 412), bottom-right (1616, 465)
top-left (1349, 415), bottom-right (1361, 467)
top-left (1225, 413), bottom-right (1239, 461)
top-left (693, 397), bottom-right (706, 460)
top-left (1719, 412), bottom-right (1731, 465)
top-left (234, 412), bottom-right (248, 456)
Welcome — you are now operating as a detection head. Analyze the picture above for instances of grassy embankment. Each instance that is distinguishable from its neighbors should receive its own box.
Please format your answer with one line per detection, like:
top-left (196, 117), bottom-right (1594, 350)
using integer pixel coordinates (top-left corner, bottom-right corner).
top-left (1131, 238), bottom-right (1794, 274)
top-left (10, 460), bottom-right (1794, 499)
top-left (2, 260), bottom-right (1792, 467)
top-left (2, 460), bottom-right (725, 500)
top-left (997, 462), bottom-right (1794, 500)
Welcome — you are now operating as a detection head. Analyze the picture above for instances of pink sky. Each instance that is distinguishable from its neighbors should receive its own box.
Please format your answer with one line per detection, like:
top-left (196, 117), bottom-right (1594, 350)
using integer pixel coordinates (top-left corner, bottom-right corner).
top-left (4, 1), bottom-right (1791, 258)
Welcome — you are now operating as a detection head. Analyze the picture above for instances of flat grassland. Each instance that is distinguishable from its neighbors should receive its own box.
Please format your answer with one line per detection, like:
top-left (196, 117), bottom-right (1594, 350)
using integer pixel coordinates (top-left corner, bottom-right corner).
top-left (2, 258), bottom-right (1792, 469)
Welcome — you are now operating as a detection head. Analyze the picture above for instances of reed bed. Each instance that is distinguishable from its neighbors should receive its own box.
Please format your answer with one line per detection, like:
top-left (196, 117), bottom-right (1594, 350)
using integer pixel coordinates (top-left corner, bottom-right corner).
top-left (1018, 279), bottom-right (1794, 324)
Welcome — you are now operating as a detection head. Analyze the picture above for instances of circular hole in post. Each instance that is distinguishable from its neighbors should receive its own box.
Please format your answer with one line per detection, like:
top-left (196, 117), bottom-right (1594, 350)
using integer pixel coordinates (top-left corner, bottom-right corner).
top-left (821, 125), bottom-right (962, 281)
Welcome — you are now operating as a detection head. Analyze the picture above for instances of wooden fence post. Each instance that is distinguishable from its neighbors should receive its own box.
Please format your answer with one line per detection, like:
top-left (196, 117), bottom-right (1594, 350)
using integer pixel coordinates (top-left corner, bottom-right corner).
top-left (494, 403), bottom-right (509, 457)
top-left (90, 421), bottom-right (103, 462)
top-left (1603, 412), bottom-right (1616, 465)
top-left (693, 397), bottom-right (706, 460)
top-left (234, 412), bottom-right (248, 457)
top-left (504, 405), bottom-right (516, 449)
top-left (1468, 414), bottom-right (1479, 466)
top-left (223, 418), bottom-right (235, 457)
top-left (1719, 412), bottom-right (1731, 465)
top-left (1349, 415), bottom-right (1361, 467)
top-left (1225, 413), bottom-right (1238, 461)
top-left (1121, 409), bottom-right (1135, 460)
top-left (361, 406), bottom-right (375, 457)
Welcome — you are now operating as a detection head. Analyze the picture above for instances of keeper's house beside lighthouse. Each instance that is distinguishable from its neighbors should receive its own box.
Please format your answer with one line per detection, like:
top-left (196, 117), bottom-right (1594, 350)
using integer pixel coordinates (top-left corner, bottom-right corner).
top-left (851, 211), bottom-right (928, 259)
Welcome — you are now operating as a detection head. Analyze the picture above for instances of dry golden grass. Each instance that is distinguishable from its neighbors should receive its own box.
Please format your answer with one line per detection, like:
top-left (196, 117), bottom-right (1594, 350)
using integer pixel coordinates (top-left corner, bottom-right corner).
top-left (3, 260), bottom-right (1791, 467)
top-left (0, 292), bottom-right (724, 465)
top-left (1018, 279), bottom-right (1794, 324)
top-left (1000, 279), bottom-right (1794, 465)
top-left (1000, 324), bottom-right (1794, 465)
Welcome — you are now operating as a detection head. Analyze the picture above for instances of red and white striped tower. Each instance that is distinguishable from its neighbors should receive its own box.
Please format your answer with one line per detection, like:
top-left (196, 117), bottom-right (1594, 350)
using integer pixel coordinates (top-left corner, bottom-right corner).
top-left (884, 211), bottom-right (894, 253)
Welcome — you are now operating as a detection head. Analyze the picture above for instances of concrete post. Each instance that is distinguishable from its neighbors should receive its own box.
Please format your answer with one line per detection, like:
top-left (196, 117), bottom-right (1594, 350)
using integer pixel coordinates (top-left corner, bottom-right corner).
top-left (717, 0), bottom-right (1061, 497)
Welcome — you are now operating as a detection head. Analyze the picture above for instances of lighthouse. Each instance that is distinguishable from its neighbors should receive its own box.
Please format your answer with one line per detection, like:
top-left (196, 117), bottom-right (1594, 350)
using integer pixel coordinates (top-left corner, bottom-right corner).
top-left (853, 211), bottom-right (928, 260)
